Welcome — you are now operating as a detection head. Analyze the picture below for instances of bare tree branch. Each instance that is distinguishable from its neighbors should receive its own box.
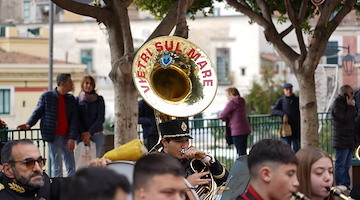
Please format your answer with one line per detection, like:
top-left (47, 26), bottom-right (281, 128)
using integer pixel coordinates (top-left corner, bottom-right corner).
top-left (298, 0), bottom-right (309, 22)
top-left (284, 0), bottom-right (307, 58)
top-left (147, 0), bottom-right (193, 41)
top-left (279, 25), bottom-right (294, 38)
top-left (103, 0), bottom-right (111, 6)
top-left (227, 0), bottom-right (300, 66)
top-left (328, 0), bottom-right (356, 33)
top-left (113, 1), bottom-right (134, 55)
top-left (174, 0), bottom-right (194, 38)
top-left (51, 0), bottom-right (113, 23)
top-left (255, 0), bottom-right (272, 23)
top-left (226, 0), bottom-right (270, 27)
top-left (316, 0), bottom-right (342, 27)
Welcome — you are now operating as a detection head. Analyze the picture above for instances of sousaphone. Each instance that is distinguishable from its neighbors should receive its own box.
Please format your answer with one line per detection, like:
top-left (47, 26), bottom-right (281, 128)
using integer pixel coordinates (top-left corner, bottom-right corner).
top-left (132, 36), bottom-right (217, 123)
top-left (132, 36), bottom-right (218, 200)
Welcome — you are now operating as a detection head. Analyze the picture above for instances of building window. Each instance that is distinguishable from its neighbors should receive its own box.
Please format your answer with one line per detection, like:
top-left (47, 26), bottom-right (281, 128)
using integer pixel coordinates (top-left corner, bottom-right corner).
top-left (81, 49), bottom-right (93, 73)
top-left (23, 1), bottom-right (31, 19)
top-left (216, 48), bottom-right (230, 84)
top-left (240, 68), bottom-right (246, 76)
top-left (0, 89), bottom-right (10, 115)
top-left (326, 41), bottom-right (338, 65)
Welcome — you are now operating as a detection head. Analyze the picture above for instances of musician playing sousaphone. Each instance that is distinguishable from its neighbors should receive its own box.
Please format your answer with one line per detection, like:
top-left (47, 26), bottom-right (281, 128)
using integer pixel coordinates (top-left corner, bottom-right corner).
top-left (159, 118), bottom-right (229, 190)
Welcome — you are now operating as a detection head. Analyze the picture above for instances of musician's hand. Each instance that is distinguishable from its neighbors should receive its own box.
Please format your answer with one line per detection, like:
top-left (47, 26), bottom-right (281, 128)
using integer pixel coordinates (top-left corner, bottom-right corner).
top-left (89, 158), bottom-right (111, 167)
top-left (183, 146), bottom-right (206, 160)
top-left (186, 171), bottom-right (211, 186)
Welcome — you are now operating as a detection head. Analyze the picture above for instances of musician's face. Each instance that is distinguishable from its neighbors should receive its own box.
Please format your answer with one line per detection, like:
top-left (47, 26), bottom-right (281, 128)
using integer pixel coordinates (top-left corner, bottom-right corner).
top-left (161, 139), bottom-right (189, 160)
top-left (310, 157), bottom-right (333, 199)
top-left (137, 174), bottom-right (188, 200)
top-left (266, 163), bottom-right (299, 200)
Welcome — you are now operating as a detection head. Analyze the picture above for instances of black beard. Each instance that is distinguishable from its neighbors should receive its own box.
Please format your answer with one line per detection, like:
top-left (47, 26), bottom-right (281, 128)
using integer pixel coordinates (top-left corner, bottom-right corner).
top-left (13, 169), bottom-right (45, 189)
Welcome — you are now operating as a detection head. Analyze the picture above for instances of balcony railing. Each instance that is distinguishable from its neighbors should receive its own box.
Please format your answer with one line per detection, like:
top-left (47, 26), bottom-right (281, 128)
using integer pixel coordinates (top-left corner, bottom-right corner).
top-left (1, 113), bottom-right (333, 173)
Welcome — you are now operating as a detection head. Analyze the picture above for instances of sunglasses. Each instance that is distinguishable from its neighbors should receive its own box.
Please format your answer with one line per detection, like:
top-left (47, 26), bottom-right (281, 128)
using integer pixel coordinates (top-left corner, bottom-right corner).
top-left (9, 157), bottom-right (47, 169)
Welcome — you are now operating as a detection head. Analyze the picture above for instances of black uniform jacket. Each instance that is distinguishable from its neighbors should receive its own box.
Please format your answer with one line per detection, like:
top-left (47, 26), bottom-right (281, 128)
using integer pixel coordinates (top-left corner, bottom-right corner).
top-left (0, 172), bottom-right (63, 200)
top-left (180, 157), bottom-right (229, 186)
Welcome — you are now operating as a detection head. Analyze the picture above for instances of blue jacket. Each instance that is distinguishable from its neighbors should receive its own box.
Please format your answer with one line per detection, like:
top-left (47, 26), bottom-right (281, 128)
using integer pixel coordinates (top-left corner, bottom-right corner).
top-left (138, 100), bottom-right (158, 138)
top-left (77, 95), bottom-right (105, 135)
top-left (26, 88), bottom-right (79, 142)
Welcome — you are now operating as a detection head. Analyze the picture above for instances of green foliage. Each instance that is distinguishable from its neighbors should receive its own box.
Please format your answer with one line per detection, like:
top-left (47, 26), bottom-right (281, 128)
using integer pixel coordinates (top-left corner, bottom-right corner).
top-left (103, 117), bottom-right (114, 132)
top-left (244, 70), bottom-right (284, 114)
top-left (133, 0), bottom-right (224, 20)
top-left (245, 0), bottom-right (319, 33)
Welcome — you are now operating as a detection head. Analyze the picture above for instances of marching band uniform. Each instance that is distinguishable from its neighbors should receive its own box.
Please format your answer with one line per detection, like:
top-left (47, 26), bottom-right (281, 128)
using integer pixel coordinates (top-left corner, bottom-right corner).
top-left (180, 157), bottom-right (228, 186)
top-left (0, 172), bottom-right (62, 200)
top-left (236, 185), bottom-right (263, 200)
top-left (159, 118), bottom-right (229, 186)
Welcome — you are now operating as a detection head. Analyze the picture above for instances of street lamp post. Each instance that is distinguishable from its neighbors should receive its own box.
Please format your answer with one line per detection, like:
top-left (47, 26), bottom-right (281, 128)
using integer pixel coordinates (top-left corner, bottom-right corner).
top-left (341, 46), bottom-right (355, 75)
top-left (323, 44), bottom-right (355, 75)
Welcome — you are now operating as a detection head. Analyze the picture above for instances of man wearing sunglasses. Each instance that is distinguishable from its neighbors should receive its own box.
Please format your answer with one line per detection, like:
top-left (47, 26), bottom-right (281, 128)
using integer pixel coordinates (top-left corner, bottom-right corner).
top-left (0, 139), bottom-right (63, 199)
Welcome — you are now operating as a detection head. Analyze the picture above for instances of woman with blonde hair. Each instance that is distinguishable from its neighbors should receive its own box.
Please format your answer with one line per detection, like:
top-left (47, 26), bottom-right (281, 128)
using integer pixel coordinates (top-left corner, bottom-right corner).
top-left (296, 147), bottom-right (334, 200)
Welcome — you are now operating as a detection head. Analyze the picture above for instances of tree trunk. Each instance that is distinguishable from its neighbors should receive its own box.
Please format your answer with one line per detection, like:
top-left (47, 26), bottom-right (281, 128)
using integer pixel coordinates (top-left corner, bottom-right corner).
top-left (106, 13), bottom-right (137, 147)
top-left (296, 63), bottom-right (319, 147)
top-left (113, 76), bottom-right (138, 147)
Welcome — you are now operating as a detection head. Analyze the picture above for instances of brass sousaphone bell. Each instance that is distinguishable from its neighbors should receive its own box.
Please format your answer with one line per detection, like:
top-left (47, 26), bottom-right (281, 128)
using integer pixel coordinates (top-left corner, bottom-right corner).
top-left (133, 36), bottom-right (217, 123)
top-left (132, 36), bottom-right (218, 200)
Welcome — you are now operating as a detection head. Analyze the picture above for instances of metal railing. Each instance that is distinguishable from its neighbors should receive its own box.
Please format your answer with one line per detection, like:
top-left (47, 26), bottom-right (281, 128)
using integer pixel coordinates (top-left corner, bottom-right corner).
top-left (2, 113), bottom-right (333, 172)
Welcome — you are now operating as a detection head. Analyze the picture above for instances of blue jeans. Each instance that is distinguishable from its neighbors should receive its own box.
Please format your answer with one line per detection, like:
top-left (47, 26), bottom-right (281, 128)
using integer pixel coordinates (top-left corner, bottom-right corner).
top-left (91, 133), bottom-right (105, 157)
top-left (48, 135), bottom-right (76, 177)
top-left (233, 135), bottom-right (248, 156)
top-left (335, 148), bottom-right (352, 188)
top-left (281, 136), bottom-right (299, 152)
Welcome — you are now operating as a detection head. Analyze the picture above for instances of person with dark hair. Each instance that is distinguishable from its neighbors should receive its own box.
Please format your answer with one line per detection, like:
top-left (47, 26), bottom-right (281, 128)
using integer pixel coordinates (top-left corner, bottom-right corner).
top-left (271, 83), bottom-right (300, 152)
top-left (0, 139), bottom-right (111, 200)
top-left (133, 153), bottom-right (190, 200)
top-left (296, 147), bottom-right (334, 200)
top-left (60, 167), bottom-right (131, 200)
top-left (138, 99), bottom-right (159, 151)
top-left (220, 87), bottom-right (252, 156)
top-left (159, 118), bottom-right (229, 188)
top-left (77, 75), bottom-right (105, 157)
top-left (17, 73), bottom-right (78, 177)
top-left (0, 139), bottom-right (63, 199)
top-left (331, 84), bottom-right (356, 189)
top-left (236, 139), bottom-right (299, 200)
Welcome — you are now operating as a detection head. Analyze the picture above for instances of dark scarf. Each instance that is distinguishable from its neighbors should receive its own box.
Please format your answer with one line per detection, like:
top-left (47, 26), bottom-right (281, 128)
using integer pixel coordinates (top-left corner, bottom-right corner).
top-left (78, 91), bottom-right (98, 103)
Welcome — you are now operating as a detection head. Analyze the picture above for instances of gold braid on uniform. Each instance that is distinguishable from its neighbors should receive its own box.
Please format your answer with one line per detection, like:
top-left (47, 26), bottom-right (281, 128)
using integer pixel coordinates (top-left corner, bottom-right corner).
top-left (213, 165), bottom-right (226, 179)
top-left (8, 182), bottom-right (25, 193)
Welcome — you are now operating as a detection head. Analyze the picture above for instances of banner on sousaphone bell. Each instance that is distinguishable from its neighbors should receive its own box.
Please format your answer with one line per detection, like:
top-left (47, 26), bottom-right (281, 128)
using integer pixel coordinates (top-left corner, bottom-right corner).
top-left (132, 36), bottom-right (217, 118)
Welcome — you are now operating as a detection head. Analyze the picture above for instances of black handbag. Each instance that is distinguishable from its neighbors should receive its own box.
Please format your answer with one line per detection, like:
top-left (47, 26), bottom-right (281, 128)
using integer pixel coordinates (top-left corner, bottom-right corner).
top-left (225, 121), bottom-right (233, 146)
